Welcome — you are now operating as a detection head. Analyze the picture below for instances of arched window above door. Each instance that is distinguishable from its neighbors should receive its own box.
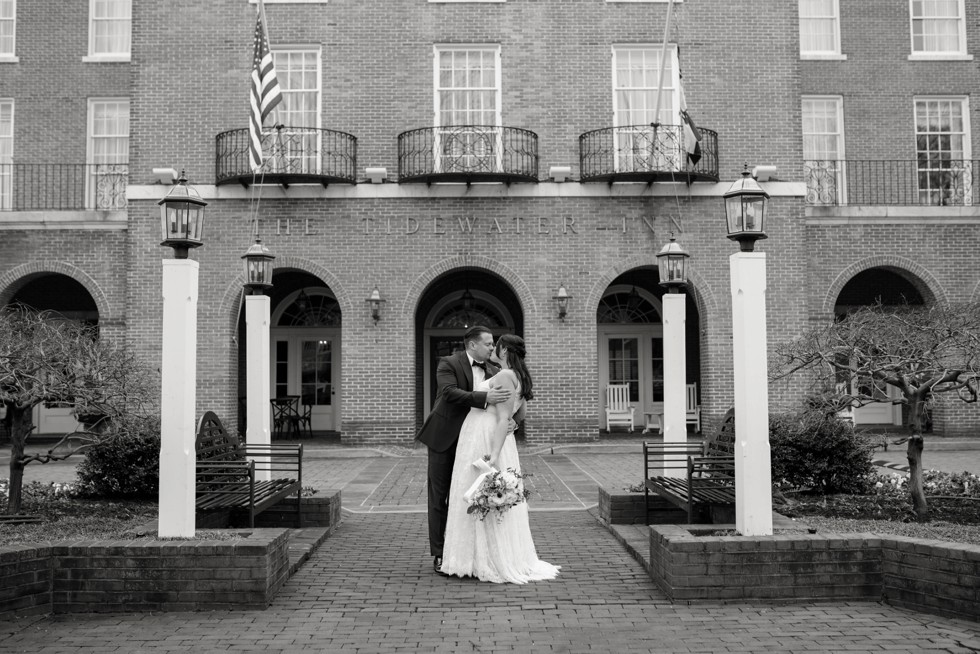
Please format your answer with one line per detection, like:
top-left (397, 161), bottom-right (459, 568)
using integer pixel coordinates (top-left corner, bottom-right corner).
top-left (275, 289), bottom-right (341, 327)
top-left (597, 286), bottom-right (661, 324)
top-left (431, 290), bottom-right (507, 328)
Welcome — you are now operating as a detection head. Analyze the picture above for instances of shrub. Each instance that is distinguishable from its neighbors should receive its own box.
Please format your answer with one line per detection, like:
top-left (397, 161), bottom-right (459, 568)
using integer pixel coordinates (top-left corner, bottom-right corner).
top-left (76, 415), bottom-right (161, 499)
top-left (770, 409), bottom-right (877, 494)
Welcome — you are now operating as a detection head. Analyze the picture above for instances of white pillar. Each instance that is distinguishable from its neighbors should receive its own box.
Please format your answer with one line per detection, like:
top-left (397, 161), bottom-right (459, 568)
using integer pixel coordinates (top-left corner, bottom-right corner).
top-left (662, 291), bottom-right (687, 478)
top-left (158, 258), bottom-right (198, 538)
top-left (730, 251), bottom-right (773, 536)
top-left (245, 293), bottom-right (272, 482)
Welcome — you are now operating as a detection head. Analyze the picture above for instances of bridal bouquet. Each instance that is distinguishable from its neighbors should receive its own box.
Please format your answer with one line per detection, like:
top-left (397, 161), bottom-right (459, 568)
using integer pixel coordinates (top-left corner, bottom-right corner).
top-left (463, 458), bottom-right (531, 521)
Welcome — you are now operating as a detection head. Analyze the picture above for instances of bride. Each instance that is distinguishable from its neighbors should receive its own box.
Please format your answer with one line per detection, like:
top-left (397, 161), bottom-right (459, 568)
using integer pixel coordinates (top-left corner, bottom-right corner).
top-left (440, 334), bottom-right (560, 583)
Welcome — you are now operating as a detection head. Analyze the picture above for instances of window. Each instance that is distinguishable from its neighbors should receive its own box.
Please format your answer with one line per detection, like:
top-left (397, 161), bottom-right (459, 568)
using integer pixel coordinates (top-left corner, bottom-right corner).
top-left (265, 48), bottom-right (321, 174)
top-left (87, 99), bottom-right (128, 209)
top-left (909, 0), bottom-right (968, 58)
top-left (434, 45), bottom-right (501, 173)
top-left (87, 0), bottom-right (131, 59)
top-left (802, 96), bottom-right (845, 204)
top-left (0, 100), bottom-right (11, 210)
top-left (915, 97), bottom-right (972, 205)
top-left (0, 0), bottom-right (15, 59)
top-left (612, 45), bottom-right (681, 172)
top-left (799, 0), bottom-right (842, 58)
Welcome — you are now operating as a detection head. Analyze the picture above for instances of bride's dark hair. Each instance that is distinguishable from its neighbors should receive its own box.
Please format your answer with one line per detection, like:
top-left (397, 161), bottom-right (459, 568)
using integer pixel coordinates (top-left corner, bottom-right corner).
top-left (495, 334), bottom-right (534, 400)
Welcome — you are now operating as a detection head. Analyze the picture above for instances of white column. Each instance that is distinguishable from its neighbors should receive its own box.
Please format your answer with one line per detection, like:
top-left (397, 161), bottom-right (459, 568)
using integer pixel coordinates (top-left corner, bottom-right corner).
top-left (730, 251), bottom-right (773, 536)
top-left (661, 291), bottom-right (687, 478)
top-left (245, 293), bottom-right (272, 482)
top-left (158, 258), bottom-right (198, 538)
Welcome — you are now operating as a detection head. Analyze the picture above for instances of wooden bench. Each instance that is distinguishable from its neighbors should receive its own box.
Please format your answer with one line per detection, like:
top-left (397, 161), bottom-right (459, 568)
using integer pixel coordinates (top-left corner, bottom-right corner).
top-left (643, 409), bottom-right (736, 524)
top-left (195, 411), bottom-right (304, 528)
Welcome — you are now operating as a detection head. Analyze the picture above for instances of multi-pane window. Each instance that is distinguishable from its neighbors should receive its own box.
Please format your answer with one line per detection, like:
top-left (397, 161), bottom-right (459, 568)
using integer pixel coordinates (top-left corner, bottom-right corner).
top-left (89, 0), bottom-right (131, 58)
top-left (799, 0), bottom-right (841, 56)
top-left (269, 49), bottom-right (321, 174)
top-left (87, 99), bottom-right (128, 209)
top-left (915, 97), bottom-right (971, 205)
top-left (0, 100), bottom-right (11, 210)
top-left (802, 96), bottom-right (845, 204)
top-left (910, 0), bottom-right (967, 56)
top-left (612, 45), bottom-right (680, 172)
top-left (434, 45), bottom-right (501, 173)
top-left (0, 0), bottom-right (14, 58)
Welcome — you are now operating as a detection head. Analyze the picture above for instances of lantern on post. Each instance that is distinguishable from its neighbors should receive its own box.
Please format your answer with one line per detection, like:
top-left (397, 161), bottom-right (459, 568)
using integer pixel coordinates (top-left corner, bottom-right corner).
top-left (553, 284), bottom-right (571, 321)
top-left (656, 235), bottom-right (690, 294)
top-left (241, 238), bottom-right (275, 294)
top-left (158, 172), bottom-right (207, 259)
top-left (723, 166), bottom-right (770, 252)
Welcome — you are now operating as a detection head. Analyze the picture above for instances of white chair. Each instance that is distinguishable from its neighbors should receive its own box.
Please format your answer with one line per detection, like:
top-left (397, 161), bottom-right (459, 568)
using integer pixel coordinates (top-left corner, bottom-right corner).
top-left (686, 383), bottom-right (701, 433)
top-left (605, 384), bottom-right (635, 432)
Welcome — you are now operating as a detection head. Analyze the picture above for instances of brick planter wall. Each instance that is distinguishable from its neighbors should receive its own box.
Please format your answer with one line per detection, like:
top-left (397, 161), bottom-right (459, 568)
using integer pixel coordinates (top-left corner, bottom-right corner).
top-left (254, 491), bottom-right (342, 529)
top-left (596, 487), bottom-right (688, 525)
top-left (0, 529), bottom-right (292, 618)
top-left (649, 525), bottom-right (980, 623)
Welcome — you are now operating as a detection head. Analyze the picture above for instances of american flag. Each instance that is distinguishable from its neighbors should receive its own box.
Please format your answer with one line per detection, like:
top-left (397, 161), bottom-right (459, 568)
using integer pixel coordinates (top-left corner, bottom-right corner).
top-left (678, 77), bottom-right (702, 167)
top-left (248, 7), bottom-right (282, 172)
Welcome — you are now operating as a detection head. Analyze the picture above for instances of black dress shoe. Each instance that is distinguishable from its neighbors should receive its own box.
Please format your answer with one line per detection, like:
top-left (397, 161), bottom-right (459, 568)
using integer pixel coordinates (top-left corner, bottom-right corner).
top-left (433, 556), bottom-right (448, 576)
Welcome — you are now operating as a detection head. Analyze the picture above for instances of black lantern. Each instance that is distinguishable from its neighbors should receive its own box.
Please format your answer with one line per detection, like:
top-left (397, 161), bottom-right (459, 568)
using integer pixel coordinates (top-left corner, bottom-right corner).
top-left (723, 167), bottom-right (770, 252)
top-left (366, 286), bottom-right (385, 323)
top-left (553, 284), bottom-right (571, 321)
top-left (656, 235), bottom-right (690, 293)
top-left (241, 238), bottom-right (275, 294)
top-left (158, 172), bottom-right (207, 258)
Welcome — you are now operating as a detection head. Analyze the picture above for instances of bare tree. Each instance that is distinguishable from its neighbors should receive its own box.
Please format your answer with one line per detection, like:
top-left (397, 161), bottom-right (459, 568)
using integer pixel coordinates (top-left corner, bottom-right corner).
top-left (770, 301), bottom-right (980, 521)
top-left (0, 306), bottom-right (153, 514)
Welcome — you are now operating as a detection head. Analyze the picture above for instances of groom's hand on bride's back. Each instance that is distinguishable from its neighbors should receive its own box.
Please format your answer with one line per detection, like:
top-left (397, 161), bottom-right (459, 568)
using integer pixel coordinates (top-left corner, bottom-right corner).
top-left (486, 387), bottom-right (512, 405)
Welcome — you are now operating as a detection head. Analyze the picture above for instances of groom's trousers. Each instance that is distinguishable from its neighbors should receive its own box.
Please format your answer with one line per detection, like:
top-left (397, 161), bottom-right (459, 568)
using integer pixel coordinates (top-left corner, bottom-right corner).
top-left (426, 442), bottom-right (457, 557)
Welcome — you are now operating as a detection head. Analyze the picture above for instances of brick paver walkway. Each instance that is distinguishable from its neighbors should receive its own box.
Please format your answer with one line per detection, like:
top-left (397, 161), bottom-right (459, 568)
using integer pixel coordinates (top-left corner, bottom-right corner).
top-left (4, 510), bottom-right (980, 652)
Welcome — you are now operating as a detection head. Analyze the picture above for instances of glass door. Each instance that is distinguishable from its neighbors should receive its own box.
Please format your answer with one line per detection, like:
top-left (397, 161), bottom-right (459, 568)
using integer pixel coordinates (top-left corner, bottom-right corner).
top-left (272, 329), bottom-right (339, 431)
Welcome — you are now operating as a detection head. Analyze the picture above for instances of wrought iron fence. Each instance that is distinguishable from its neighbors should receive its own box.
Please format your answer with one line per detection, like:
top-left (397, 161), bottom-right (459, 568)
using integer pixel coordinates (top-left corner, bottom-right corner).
top-left (578, 124), bottom-right (719, 182)
top-left (215, 126), bottom-right (357, 184)
top-left (0, 163), bottom-right (128, 211)
top-left (805, 159), bottom-right (979, 206)
top-left (397, 125), bottom-right (539, 182)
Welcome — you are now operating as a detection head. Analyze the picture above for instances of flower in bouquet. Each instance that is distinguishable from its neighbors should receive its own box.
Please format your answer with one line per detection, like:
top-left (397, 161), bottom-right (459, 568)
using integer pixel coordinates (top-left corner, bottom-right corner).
top-left (463, 458), bottom-right (532, 521)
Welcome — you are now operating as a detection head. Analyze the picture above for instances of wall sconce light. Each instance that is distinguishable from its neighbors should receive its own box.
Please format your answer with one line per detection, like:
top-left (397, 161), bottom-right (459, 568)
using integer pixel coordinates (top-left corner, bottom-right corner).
top-left (365, 167), bottom-right (388, 184)
top-left (152, 167), bottom-right (178, 185)
top-left (549, 165), bottom-right (572, 183)
top-left (553, 284), bottom-right (571, 321)
top-left (366, 286), bottom-right (385, 323)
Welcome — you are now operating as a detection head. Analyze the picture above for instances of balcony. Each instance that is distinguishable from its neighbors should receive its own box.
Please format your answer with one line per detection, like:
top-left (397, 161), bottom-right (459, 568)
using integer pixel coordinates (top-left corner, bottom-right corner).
top-left (805, 159), bottom-right (979, 206)
top-left (0, 164), bottom-right (127, 211)
top-left (578, 124), bottom-right (719, 184)
top-left (215, 126), bottom-right (357, 187)
top-left (397, 125), bottom-right (538, 184)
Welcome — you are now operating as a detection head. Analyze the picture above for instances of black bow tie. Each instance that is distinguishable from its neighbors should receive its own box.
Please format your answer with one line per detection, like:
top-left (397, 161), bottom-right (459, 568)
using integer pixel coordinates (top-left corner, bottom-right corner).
top-left (472, 360), bottom-right (487, 371)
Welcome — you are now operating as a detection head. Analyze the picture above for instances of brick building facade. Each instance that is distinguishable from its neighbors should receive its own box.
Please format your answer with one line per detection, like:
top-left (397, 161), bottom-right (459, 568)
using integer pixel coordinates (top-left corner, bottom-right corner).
top-left (0, 0), bottom-right (977, 442)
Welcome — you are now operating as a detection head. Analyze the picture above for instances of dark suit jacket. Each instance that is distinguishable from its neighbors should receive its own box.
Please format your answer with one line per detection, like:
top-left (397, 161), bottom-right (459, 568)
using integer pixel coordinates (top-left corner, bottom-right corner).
top-left (416, 350), bottom-right (499, 453)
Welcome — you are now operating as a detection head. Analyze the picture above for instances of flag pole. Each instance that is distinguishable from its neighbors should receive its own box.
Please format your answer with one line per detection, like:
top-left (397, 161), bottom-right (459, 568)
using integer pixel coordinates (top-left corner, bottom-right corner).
top-left (651, 0), bottom-right (675, 125)
top-left (256, 0), bottom-right (280, 129)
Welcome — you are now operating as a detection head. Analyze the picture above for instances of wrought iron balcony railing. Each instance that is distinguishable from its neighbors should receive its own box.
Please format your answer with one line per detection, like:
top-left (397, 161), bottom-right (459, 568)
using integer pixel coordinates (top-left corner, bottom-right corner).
top-left (215, 126), bottom-right (357, 187)
top-left (578, 124), bottom-right (719, 183)
top-left (805, 159), bottom-right (979, 206)
top-left (0, 163), bottom-right (127, 211)
top-left (397, 125), bottom-right (538, 184)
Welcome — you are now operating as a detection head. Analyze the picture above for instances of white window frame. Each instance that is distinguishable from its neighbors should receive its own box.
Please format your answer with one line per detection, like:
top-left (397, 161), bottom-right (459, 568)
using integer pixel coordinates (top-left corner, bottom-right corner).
top-left (908, 0), bottom-right (971, 60)
top-left (84, 0), bottom-right (131, 61)
top-left (433, 44), bottom-right (503, 174)
top-left (86, 98), bottom-right (129, 210)
top-left (802, 95), bottom-right (846, 205)
top-left (267, 47), bottom-right (322, 175)
top-left (611, 44), bottom-right (681, 173)
top-left (914, 95), bottom-right (972, 205)
top-left (0, 0), bottom-right (17, 62)
top-left (248, 0), bottom-right (329, 4)
top-left (429, 0), bottom-right (505, 3)
top-left (0, 99), bottom-right (12, 210)
top-left (606, 1), bottom-right (683, 4)
top-left (799, 0), bottom-right (845, 60)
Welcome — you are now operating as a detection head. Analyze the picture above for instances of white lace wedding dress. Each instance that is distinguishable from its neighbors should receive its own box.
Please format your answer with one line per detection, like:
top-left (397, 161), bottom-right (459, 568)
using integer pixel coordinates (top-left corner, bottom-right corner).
top-left (440, 379), bottom-right (560, 584)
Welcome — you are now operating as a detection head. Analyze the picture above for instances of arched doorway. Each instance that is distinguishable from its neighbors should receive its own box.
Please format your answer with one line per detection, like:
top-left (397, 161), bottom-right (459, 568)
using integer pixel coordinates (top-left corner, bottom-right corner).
top-left (239, 270), bottom-right (341, 434)
top-left (596, 267), bottom-right (701, 434)
top-left (6, 273), bottom-right (99, 435)
top-left (834, 267), bottom-right (926, 426)
top-left (416, 268), bottom-right (522, 421)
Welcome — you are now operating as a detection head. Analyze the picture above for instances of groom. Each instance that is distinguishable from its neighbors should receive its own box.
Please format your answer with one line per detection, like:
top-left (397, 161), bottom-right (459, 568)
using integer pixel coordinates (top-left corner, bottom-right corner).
top-left (416, 325), bottom-right (511, 575)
